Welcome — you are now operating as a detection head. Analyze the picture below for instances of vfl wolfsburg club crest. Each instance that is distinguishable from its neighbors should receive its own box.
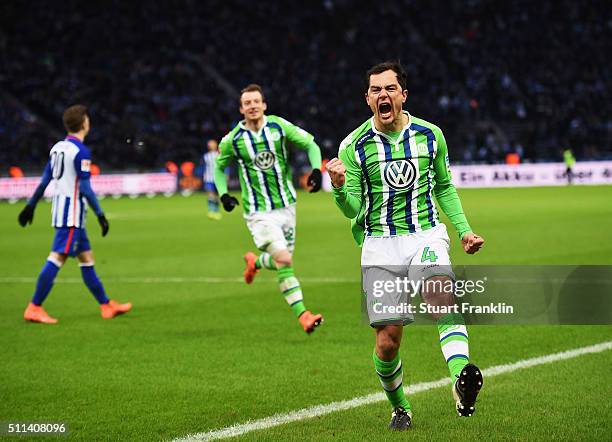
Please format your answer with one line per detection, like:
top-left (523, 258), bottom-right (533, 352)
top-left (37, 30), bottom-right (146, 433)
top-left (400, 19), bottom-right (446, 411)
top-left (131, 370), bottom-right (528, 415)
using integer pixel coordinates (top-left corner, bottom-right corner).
top-left (383, 159), bottom-right (417, 190)
top-left (254, 151), bottom-right (276, 170)
top-left (417, 143), bottom-right (429, 155)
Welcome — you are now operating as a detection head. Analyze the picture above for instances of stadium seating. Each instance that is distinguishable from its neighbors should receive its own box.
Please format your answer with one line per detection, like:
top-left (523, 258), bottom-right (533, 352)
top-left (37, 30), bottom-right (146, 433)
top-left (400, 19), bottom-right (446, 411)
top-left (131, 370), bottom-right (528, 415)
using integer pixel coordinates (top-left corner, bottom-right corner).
top-left (0, 0), bottom-right (609, 175)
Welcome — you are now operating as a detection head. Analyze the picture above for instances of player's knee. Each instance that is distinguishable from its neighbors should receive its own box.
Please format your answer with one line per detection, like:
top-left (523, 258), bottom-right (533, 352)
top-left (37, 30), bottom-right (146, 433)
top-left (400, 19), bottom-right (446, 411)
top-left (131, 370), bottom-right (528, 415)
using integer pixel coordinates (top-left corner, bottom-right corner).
top-left (273, 251), bottom-right (292, 268)
top-left (421, 275), bottom-right (453, 299)
top-left (376, 330), bottom-right (401, 358)
top-left (49, 252), bottom-right (67, 266)
top-left (77, 250), bottom-right (95, 265)
top-left (421, 275), bottom-right (455, 320)
top-left (277, 257), bottom-right (292, 268)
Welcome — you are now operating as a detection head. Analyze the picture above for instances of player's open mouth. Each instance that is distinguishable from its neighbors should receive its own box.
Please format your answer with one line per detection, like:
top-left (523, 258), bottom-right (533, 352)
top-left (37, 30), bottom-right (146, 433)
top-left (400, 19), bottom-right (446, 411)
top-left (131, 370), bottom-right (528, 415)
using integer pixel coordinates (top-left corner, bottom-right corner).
top-left (378, 102), bottom-right (392, 118)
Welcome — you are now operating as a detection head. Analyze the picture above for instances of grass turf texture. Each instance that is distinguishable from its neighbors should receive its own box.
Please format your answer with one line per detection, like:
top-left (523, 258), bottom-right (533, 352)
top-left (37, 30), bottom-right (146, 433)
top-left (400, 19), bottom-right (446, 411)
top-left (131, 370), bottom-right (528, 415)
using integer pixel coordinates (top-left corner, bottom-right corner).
top-left (1, 186), bottom-right (611, 441)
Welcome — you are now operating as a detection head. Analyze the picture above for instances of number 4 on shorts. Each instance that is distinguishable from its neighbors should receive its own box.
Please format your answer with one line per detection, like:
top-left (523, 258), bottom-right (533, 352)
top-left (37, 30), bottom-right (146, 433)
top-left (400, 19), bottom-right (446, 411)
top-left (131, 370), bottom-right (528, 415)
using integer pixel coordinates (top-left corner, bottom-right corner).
top-left (421, 246), bottom-right (438, 263)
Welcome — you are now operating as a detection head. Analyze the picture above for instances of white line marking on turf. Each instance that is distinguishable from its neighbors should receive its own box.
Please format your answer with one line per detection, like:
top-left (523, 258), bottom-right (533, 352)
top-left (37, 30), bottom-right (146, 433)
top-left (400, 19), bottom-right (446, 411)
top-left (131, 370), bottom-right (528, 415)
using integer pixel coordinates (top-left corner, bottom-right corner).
top-left (172, 340), bottom-right (612, 442)
top-left (0, 276), bottom-right (357, 284)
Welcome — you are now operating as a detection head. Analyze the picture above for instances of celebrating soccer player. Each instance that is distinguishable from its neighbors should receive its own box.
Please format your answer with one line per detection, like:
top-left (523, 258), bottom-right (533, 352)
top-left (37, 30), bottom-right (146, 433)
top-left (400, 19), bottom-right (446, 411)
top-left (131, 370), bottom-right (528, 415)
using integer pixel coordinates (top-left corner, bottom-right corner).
top-left (18, 105), bottom-right (132, 323)
top-left (214, 84), bottom-right (324, 334)
top-left (327, 62), bottom-right (485, 430)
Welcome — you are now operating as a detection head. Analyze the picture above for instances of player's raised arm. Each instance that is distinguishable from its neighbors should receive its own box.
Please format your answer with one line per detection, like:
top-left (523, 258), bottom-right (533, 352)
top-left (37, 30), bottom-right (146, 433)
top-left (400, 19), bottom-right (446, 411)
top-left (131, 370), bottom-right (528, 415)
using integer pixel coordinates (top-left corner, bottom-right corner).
top-left (330, 142), bottom-right (363, 219)
top-left (214, 135), bottom-right (239, 212)
top-left (432, 128), bottom-right (484, 254)
top-left (18, 161), bottom-right (53, 227)
top-left (278, 118), bottom-right (322, 192)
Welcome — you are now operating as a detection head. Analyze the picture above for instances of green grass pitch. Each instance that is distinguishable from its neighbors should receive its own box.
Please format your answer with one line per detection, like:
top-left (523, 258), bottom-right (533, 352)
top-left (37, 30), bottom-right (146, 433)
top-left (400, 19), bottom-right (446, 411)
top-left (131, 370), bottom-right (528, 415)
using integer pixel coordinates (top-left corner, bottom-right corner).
top-left (1, 186), bottom-right (611, 441)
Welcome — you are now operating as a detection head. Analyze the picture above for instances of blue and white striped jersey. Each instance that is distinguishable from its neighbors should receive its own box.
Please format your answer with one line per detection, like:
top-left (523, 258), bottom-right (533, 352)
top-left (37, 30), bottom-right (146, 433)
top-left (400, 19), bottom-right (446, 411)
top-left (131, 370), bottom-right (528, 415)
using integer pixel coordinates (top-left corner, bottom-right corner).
top-left (48, 136), bottom-right (92, 228)
top-left (203, 151), bottom-right (218, 183)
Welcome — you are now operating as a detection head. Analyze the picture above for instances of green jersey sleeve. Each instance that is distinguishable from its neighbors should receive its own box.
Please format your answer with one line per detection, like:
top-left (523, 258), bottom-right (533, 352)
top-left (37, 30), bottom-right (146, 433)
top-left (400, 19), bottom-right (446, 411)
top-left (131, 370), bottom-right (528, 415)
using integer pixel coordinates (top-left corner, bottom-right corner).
top-left (214, 134), bottom-right (234, 195)
top-left (276, 116), bottom-right (322, 169)
top-left (432, 128), bottom-right (472, 239)
top-left (331, 139), bottom-right (362, 219)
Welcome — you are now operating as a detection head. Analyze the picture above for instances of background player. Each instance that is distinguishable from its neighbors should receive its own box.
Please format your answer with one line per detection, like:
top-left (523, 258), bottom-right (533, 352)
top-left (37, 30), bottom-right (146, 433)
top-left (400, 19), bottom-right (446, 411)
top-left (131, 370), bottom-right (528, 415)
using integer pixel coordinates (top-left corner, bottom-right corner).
top-left (214, 84), bottom-right (324, 334)
top-left (327, 62), bottom-right (485, 429)
top-left (203, 138), bottom-right (221, 220)
top-left (18, 105), bottom-right (132, 323)
top-left (563, 147), bottom-right (576, 185)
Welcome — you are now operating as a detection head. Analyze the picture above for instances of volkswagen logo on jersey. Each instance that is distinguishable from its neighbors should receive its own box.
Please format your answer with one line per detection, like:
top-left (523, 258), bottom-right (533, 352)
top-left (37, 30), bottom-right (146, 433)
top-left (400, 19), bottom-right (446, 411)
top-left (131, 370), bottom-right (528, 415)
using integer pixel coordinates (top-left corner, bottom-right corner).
top-left (254, 151), bottom-right (276, 170)
top-left (383, 159), bottom-right (417, 190)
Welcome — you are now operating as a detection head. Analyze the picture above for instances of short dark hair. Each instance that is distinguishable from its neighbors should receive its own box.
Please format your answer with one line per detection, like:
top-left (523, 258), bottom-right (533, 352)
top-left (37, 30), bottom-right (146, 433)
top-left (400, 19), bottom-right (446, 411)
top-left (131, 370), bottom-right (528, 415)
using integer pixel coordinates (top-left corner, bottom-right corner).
top-left (365, 61), bottom-right (407, 92)
top-left (240, 84), bottom-right (266, 105)
top-left (63, 104), bottom-right (88, 133)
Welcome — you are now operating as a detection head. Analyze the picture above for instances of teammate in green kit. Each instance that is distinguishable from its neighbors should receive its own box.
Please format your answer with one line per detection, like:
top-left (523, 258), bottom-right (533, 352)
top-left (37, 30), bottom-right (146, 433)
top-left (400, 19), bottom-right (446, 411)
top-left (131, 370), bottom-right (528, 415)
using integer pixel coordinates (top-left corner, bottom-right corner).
top-left (563, 148), bottom-right (576, 184)
top-left (327, 61), bottom-right (485, 430)
top-left (214, 84), bottom-right (324, 334)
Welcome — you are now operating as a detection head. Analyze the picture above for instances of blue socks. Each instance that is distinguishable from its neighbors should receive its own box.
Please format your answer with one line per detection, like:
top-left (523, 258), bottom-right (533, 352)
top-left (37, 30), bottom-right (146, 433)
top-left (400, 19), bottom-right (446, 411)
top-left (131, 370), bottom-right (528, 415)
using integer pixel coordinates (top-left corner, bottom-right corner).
top-left (208, 197), bottom-right (219, 213)
top-left (31, 259), bottom-right (61, 305)
top-left (80, 263), bottom-right (110, 304)
top-left (31, 259), bottom-right (110, 306)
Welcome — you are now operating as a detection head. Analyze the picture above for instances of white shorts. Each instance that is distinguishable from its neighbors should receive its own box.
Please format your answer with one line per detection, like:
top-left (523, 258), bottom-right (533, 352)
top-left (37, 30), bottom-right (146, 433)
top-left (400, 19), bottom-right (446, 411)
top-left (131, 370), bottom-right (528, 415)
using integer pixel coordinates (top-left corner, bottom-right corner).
top-left (361, 224), bottom-right (455, 326)
top-left (245, 205), bottom-right (296, 255)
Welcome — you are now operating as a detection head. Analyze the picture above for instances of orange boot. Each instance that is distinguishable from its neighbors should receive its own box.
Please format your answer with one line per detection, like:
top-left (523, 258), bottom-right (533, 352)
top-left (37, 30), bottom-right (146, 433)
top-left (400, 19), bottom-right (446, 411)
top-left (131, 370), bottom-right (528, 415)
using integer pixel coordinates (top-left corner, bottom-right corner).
top-left (298, 311), bottom-right (323, 334)
top-left (243, 252), bottom-right (260, 284)
top-left (100, 300), bottom-right (132, 319)
top-left (23, 302), bottom-right (58, 324)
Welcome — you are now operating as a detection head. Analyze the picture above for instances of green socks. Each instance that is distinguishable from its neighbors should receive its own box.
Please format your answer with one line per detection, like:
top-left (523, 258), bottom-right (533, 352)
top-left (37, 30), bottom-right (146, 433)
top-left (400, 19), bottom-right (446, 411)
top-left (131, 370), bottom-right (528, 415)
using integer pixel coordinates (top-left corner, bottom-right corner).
top-left (254, 254), bottom-right (307, 318)
top-left (255, 253), bottom-right (275, 270)
top-left (373, 350), bottom-right (411, 411)
top-left (372, 313), bottom-right (469, 413)
top-left (278, 266), bottom-right (306, 317)
top-left (437, 312), bottom-right (469, 380)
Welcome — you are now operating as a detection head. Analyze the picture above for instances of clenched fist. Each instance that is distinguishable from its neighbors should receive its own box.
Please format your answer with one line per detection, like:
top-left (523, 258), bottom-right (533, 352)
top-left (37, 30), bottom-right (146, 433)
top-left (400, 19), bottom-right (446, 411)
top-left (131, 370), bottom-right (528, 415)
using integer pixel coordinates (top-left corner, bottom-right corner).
top-left (326, 157), bottom-right (346, 189)
top-left (462, 232), bottom-right (485, 254)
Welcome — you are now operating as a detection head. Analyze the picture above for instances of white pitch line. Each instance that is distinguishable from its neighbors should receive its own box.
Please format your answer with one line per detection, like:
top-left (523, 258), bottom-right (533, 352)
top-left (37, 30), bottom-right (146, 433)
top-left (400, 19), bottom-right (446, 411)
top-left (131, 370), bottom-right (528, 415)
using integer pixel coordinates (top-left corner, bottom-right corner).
top-left (173, 340), bottom-right (612, 442)
top-left (0, 276), bottom-right (358, 284)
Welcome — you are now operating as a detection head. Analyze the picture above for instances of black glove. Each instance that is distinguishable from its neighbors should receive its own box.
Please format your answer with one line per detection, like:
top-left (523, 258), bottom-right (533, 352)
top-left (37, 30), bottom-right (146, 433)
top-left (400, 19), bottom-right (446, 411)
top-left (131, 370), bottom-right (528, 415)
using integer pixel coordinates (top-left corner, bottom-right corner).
top-left (307, 168), bottom-right (322, 193)
top-left (18, 204), bottom-right (35, 227)
top-left (220, 193), bottom-right (239, 212)
top-left (98, 214), bottom-right (109, 237)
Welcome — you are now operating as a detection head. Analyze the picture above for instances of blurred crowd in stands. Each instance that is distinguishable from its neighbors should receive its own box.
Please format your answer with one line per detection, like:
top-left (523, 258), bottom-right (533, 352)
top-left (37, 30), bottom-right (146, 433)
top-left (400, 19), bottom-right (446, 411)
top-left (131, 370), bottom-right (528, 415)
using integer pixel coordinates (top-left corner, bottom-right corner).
top-left (1, 0), bottom-right (610, 176)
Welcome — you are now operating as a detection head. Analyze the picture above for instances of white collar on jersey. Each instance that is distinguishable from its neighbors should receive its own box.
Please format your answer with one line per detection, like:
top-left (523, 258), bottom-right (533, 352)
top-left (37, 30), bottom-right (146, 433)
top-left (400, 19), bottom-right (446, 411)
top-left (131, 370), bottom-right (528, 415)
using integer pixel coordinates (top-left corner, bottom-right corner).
top-left (239, 115), bottom-right (268, 139)
top-left (370, 111), bottom-right (412, 149)
top-left (369, 110), bottom-right (412, 137)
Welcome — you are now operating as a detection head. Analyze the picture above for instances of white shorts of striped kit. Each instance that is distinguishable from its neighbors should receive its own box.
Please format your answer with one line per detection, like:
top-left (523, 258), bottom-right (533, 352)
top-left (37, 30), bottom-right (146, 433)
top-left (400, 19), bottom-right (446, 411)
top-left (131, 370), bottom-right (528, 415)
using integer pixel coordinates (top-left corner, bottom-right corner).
top-left (361, 223), bottom-right (455, 326)
top-left (246, 204), bottom-right (296, 255)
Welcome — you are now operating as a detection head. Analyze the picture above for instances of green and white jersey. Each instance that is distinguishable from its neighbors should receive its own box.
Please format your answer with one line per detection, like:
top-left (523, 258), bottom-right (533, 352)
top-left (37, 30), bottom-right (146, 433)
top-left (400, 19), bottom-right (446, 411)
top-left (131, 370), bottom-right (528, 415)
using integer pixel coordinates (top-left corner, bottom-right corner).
top-left (338, 112), bottom-right (458, 240)
top-left (217, 115), bottom-right (315, 215)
